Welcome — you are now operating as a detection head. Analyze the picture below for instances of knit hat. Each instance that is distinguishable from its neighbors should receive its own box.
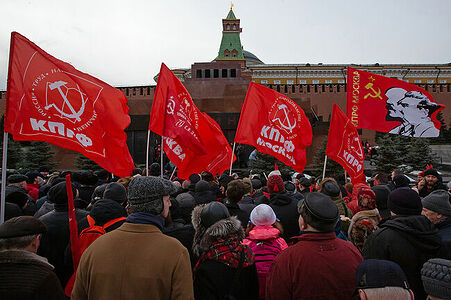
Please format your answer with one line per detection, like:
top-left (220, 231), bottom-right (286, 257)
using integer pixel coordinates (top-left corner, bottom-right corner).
top-left (424, 169), bottom-right (440, 179)
top-left (421, 258), bottom-right (451, 299)
top-left (103, 182), bottom-right (127, 204)
top-left (7, 174), bottom-right (28, 184)
top-left (356, 259), bottom-right (409, 289)
top-left (321, 180), bottom-right (341, 198)
top-left (92, 183), bottom-right (108, 202)
top-left (393, 174), bottom-right (410, 188)
top-left (357, 188), bottom-right (377, 210)
top-left (189, 173), bottom-right (201, 185)
top-left (128, 176), bottom-right (170, 215)
top-left (149, 163), bottom-right (160, 177)
top-left (299, 177), bottom-right (311, 188)
top-left (268, 170), bottom-right (281, 178)
top-left (0, 216), bottom-right (47, 238)
top-left (388, 187), bottom-right (422, 216)
top-left (422, 190), bottom-right (451, 216)
top-left (200, 201), bottom-right (230, 228)
top-left (302, 192), bottom-right (339, 222)
top-left (372, 185), bottom-right (391, 219)
top-left (250, 204), bottom-right (276, 226)
top-left (47, 182), bottom-right (77, 205)
top-left (267, 175), bottom-right (285, 193)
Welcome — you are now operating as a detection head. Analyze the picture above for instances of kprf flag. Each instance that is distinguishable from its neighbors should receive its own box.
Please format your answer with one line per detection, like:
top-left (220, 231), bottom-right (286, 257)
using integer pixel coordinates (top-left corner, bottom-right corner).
top-left (326, 104), bottom-right (364, 184)
top-left (346, 67), bottom-right (445, 138)
top-left (235, 82), bottom-right (312, 172)
top-left (149, 63), bottom-right (234, 179)
top-left (5, 32), bottom-right (134, 177)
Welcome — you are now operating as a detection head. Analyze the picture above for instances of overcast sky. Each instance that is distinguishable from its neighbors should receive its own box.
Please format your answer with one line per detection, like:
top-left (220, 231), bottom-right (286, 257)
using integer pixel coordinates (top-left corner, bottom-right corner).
top-left (1, 0), bottom-right (450, 90)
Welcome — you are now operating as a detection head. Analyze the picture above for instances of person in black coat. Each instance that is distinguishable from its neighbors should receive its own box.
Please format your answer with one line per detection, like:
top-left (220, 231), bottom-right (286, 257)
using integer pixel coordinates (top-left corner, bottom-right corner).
top-left (38, 182), bottom-right (88, 287)
top-left (192, 202), bottom-right (258, 300)
top-left (267, 175), bottom-right (299, 241)
top-left (363, 187), bottom-right (447, 300)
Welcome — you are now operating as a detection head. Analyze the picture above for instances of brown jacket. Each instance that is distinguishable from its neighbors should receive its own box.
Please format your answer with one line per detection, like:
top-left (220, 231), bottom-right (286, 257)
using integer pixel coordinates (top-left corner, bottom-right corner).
top-left (72, 222), bottom-right (194, 300)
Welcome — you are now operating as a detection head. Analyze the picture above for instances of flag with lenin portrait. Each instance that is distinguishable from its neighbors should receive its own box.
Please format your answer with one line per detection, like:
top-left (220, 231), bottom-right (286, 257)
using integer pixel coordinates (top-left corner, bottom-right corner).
top-left (234, 82), bottom-right (312, 172)
top-left (346, 67), bottom-right (445, 138)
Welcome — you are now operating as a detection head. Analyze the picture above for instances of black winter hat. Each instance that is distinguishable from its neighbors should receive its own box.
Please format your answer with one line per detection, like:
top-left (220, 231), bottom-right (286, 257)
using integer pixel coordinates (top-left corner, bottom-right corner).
top-left (421, 258), bottom-right (451, 299)
top-left (189, 173), bottom-right (201, 185)
top-left (393, 174), bottom-right (410, 188)
top-left (103, 182), bottom-right (127, 204)
top-left (356, 259), bottom-right (409, 289)
top-left (302, 192), bottom-right (339, 222)
top-left (7, 174), bottom-right (28, 184)
top-left (200, 201), bottom-right (230, 228)
top-left (424, 169), bottom-right (440, 179)
top-left (47, 182), bottom-right (77, 205)
top-left (388, 187), bottom-right (422, 216)
top-left (0, 216), bottom-right (47, 238)
top-left (299, 177), bottom-right (311, 188)
top-left (251, 179), bottom-right (262, 190)
top-left (321, 180), bottom-right (341, 197)
top-left (195, 180), bottom-right (210, 193)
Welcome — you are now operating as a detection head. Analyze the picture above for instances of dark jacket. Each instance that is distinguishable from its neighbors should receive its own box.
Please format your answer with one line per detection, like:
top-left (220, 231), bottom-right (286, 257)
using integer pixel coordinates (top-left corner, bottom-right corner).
top-left (269, 192), bottom-right (300, 241)
top-left (436, 217), bottom-right (451, 254)
top-left (252, 190), bottom-right (269, 205)
top-left (226, 202), bottom-right (251, 228)
top-left (163, 219), bottom-right (196, 267)
top-left (38, 205), bottom-right (88, 286)
top-left (266, 232), bottom-right (363, 300)
top-left (419, 181), bottom-right (448, 197)
top-left (363, 215), bottom-right (447, 300)
top-left (0, 250), bottom-right (65, 300)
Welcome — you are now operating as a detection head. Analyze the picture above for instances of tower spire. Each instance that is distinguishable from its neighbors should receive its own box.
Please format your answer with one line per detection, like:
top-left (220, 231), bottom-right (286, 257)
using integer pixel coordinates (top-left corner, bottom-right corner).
top-left (216, 7), bottom-right (244, 60)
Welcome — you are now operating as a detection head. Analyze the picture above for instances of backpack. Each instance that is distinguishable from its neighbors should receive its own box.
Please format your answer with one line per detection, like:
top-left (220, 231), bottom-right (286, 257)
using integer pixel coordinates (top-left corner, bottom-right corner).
top-left (64, 215), bottom-right (126, 296)
top-left (350, 215), bottom-right (379, 252)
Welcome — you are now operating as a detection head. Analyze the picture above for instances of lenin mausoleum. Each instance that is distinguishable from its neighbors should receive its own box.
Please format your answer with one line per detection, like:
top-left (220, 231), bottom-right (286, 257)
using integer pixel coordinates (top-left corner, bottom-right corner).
top-left (1, 8), bottom-right (450, 171)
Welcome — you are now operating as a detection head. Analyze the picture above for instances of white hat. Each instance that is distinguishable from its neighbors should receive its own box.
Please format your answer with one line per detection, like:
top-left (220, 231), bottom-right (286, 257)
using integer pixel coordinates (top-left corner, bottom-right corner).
top-left (250, 204), bottom-right (276, 226)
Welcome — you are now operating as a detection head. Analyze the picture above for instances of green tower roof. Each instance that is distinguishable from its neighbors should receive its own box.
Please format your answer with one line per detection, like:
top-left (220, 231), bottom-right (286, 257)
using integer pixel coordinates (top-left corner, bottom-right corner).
top-left (226, 9), bottom-right (236, 20)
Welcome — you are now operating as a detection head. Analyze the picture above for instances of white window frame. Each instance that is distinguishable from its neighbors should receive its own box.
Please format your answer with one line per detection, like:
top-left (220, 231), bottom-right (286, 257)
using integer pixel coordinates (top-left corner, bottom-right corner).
top-left (287, 80), bottom-right (294, 84)
top-left (312, 79), bottom-right (320, 84)
top-left (299, 80), bottom-right (307, 84)
top-left (261, 80), bottom-right (268, 84)
top-left (274, 80), bottom-right (281, 84)
top-left (325, 79), bottom-right (332, 84)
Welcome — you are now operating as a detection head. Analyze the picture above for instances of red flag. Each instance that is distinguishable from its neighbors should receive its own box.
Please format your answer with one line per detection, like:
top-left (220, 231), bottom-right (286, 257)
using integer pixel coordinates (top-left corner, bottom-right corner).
top-left (346, 67), bottom-right (445, 138)
top-left (235, 82), bottom-right (312, 172)
top-left (326, 104), bottom-right (364, 184)
top-left (65, 175), bottom-right (81, 269)
top-left (4, 32), bottom-right (134, 177)
top-left (149, 63), bottom-right (234, 179)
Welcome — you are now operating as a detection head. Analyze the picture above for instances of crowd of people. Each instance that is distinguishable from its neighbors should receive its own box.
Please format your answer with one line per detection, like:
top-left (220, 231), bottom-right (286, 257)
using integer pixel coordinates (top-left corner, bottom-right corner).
top-left (0, 163), bottom-right (450, 300)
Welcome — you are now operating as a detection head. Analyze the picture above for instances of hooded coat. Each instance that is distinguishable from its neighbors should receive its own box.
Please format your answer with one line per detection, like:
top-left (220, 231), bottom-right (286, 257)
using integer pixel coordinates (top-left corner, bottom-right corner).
top-left (362, 215), bottom-right (447, 300)
top-left (191, 205), bottom-right (259, 300)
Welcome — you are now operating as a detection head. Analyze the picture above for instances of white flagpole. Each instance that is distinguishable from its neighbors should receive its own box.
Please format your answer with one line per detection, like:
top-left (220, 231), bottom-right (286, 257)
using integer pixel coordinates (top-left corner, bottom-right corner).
top-left (229, 142), bottom-right (236, 176)
top-left (322, 155), bottom-right (328, 180)
top-left (1, 132), bottom-right (8, 224)
top-left (145, 130), bottom-right (150, 176)
top-left (169, 166), bottom-right (177, 181)
top-left (160, 135), bottom-right (164, 178)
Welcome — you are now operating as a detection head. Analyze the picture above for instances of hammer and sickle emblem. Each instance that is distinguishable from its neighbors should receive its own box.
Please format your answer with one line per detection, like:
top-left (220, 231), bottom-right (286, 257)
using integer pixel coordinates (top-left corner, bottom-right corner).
top-left (166, 98), bottom-right (175, 115)
top-left (272, 104), bottom-right (296, 133)
top-left (364, 83), bottom-right (383, 100)
top-left (45, 81), bottom-right (85, 122)
top-left (350, 136), bottom-right (364, 158)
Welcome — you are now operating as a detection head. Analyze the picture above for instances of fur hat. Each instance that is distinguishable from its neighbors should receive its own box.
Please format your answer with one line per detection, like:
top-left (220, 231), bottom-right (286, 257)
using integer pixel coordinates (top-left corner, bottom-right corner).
top-left (127, 176), bottom-right (169, 214)
top-left (192, 203), bottom-right (242, 257)
top-left (0, 216), bottom-right (47, 238)
top-left (357, 188), bottom-right (377, 210)
top-left (250, 204), bottom-right (276, 226)
top-left (421, 258), bottom-right (451, 299)
top-left (356, 259), bottom-right (409, 289)
top-left (422, 190), bottom-right (451, 216)
top-left (267, 175), bottom-right (285, 193)
top-left (388, 187), bottom-right (422, 216)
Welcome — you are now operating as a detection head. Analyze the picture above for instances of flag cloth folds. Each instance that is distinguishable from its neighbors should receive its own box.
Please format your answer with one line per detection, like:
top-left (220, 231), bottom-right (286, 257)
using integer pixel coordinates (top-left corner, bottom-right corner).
top-left (149, 63), bottom-right (234, 179)
top-left (346, 67), bottom-right (445, 138)
top-left (326, 104), bottom-right (364, 184)
top-left (4, 32), bottom-right (134, 177)
top-left (235, 82), bottom-right (312, 172)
